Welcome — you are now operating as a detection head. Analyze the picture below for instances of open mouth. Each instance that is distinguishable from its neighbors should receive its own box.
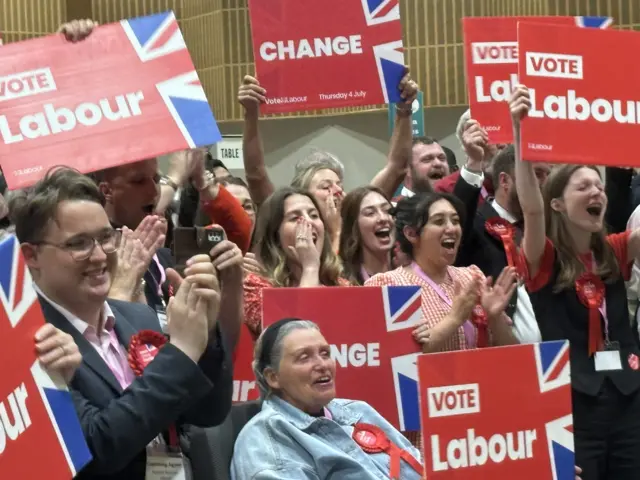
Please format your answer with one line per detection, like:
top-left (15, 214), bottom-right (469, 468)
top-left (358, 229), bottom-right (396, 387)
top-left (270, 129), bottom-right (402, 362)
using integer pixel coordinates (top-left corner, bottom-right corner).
top-left (441, 238), bottom-right (457, 251)
top-left (374, 227), bottom-right (391, 240)
top-left (313, 375), bottom-right (333, 386)
top-left (429, 171), bottom-right (446, 181)
top-left (311, 232), bottom-right (318, 244)
top-left (586, 204), bottom-right (603, 217)
top-left (142, 204), bottom-right (155, 215)
top-left (84, 267), bottom-right (107, 278)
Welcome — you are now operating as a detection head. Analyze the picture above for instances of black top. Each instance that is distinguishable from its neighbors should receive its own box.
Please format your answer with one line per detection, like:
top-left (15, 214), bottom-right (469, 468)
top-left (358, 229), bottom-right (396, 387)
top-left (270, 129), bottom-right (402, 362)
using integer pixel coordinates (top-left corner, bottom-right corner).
top-left (454, 175), bottom-right (520, 318)
top-left (526, 234), bottom-right (640, 397)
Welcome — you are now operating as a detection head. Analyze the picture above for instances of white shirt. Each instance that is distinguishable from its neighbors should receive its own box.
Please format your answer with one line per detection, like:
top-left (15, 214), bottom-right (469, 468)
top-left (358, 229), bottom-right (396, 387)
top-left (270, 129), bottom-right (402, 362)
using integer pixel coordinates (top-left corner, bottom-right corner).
top-left (626, 205), bottom-right (640, 330)
top-left (460, 167), bottom-right (542, 344)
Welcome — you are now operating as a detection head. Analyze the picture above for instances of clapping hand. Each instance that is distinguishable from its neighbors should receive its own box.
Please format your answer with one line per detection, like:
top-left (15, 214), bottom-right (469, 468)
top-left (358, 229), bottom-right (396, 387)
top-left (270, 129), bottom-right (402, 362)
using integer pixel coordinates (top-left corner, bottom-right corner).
top-left (480, 267), bottom-right (518, 320)
top-left (166, 255), bottom-right (221, 362)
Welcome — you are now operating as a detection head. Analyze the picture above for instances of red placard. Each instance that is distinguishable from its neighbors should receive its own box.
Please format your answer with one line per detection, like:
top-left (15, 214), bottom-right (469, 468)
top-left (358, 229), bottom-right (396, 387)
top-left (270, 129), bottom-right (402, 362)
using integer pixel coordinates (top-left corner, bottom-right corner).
top-left (262, 286), bottom-right (423, 431)
top-left (463, 16), bottom-right (612, 143)
top-left (232, 325), bottom-right (260, 403)
top-left (419, 342), bottom-right (573, 479)
top-left (248, 0), bottom-right (405, 113)
top-left (0, 234), bottom-right (91, 478)
top-left (0, 11), bottom-right (220, 190)
top-left (518, 22), bottom-right (640, 167)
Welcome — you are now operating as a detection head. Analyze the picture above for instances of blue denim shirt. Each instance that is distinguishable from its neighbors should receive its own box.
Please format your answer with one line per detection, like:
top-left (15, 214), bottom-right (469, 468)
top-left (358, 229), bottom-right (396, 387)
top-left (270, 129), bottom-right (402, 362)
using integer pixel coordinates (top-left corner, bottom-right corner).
top-left (230, 396), bottom-right (424, 480)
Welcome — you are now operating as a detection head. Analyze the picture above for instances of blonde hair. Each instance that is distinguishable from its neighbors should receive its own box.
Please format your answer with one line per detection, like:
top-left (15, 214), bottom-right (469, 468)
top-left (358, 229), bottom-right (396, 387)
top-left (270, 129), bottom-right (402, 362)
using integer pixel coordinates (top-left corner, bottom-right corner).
top-left (291, 150), bottom-right (344, 190)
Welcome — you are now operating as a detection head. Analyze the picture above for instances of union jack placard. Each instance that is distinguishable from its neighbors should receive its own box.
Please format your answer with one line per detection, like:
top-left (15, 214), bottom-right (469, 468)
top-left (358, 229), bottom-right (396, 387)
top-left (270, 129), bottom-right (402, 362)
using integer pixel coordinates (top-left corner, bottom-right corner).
top-left (463, 15), bottom-right (612, 144)
top-left (248, 0), bottom-right (405, 113)
top-left (0, 234), bottom-right (91, 478)
top-left (418, 341), bottom-right (574, 479)
top-left (0, 11), bottom-right (221, 190)
top-left (262, 286), bottom-right (423, 430)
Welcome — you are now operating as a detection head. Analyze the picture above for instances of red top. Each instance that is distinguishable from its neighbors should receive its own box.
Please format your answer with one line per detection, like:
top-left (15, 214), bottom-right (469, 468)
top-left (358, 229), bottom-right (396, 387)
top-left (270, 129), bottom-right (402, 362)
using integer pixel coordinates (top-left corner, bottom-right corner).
top-left (434, 170), bottom-right (494, 203)
top-left (524, 230), bottom-right (632, 293)
top-left (243, 273), bottom-right (351, 339)
top-left (200, 185), bottom-right (252, 255)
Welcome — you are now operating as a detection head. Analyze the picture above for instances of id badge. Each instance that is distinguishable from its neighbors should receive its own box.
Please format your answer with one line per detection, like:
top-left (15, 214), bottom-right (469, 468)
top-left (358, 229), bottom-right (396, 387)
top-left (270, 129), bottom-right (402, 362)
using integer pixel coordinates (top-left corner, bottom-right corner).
top-left (155, 306), bottom-right (168, 333)
top-left (146, 445), bottom-right (192, 480)
top-left (595, 343), bottom-right (622, 372)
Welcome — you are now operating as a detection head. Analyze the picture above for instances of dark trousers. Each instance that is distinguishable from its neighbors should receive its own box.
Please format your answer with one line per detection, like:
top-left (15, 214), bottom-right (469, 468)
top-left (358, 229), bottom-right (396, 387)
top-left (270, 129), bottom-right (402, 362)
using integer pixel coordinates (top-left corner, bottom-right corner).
top-left (573, 380), bottom-right (640, 480)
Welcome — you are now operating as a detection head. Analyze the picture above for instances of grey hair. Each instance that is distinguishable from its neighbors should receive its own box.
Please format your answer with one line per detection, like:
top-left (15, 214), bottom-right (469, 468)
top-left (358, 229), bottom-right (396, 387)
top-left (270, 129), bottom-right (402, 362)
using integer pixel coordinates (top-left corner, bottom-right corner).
top-left (291, 149), bottom-right (345, 189)
top-left (455, 108), bottom-right (471, 144)
top-left (252, 320), bottom-right (320, 398)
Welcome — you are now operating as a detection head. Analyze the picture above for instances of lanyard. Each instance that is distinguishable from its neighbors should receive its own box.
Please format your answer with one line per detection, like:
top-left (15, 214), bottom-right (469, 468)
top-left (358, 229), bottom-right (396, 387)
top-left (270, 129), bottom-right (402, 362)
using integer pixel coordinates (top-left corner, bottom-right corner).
top-left (150, 254), bottom-right (167, 303)
top-left (410, 263), bottom-right (477, 348)
top-left (480, 185), bottom-right (489, 200)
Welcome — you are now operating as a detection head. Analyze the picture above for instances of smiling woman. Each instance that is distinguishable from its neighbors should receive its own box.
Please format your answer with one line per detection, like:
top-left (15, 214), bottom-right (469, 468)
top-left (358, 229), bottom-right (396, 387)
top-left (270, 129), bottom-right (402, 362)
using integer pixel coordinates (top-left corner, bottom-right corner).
top-left (230, 318), bottom-right (424, 480)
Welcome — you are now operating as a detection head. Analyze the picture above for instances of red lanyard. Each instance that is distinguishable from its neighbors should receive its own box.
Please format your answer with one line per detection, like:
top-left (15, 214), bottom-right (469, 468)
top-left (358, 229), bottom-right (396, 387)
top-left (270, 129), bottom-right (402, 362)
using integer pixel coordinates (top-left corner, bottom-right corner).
top-left (575, 255), bottom-right (609, 355)
top-left (352, 423), bottom-right (423, 479)
top-left (128, 330), bottom-right (179, 448)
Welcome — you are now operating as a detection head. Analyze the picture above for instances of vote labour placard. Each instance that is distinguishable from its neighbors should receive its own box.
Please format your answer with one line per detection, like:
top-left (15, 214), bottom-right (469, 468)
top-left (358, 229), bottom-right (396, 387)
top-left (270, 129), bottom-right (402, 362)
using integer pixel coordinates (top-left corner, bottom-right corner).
top-left (0, 234), bottom-right (91, 478)
top-left (518, 23), bottom-right (640, 167)
top-left (418, 341), bottom-right (574, 479)
top-left (263, 286), bottom-right (423, 431)
top-left (463, 16), bottom-right (611, 144)
top-left (0, 11), bottom-right (221, 190)
top-left (247, 0), bottom-right (405, 113)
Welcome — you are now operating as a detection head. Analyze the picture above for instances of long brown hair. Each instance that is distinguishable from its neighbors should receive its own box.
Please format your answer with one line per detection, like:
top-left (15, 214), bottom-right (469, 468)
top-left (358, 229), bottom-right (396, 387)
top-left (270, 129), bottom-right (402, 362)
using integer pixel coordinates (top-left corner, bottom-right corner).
top-left (339, 186), bottom-right (390, 285)
top-left (253, 187), bottom-right (343, 287)
top-left (543, 165), bottom-right (619, 292)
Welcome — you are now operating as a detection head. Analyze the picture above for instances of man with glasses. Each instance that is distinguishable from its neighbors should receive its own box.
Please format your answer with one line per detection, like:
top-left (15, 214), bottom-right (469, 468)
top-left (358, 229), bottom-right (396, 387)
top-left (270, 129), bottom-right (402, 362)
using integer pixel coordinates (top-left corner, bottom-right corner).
top-left (8, 167), bottom-right (232, 479)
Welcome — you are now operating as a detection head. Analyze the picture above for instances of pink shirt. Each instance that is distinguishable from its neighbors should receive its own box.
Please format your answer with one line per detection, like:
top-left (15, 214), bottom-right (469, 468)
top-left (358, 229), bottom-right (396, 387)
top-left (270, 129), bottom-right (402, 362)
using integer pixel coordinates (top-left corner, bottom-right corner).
top-left (35, 286), bottom-right (135, 390)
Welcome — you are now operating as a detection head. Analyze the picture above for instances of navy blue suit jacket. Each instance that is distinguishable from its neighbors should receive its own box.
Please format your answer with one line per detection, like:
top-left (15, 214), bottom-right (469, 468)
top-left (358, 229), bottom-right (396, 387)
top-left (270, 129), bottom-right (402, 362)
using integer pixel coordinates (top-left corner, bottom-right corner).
top-left (39, 296), bottom-right (232, 480)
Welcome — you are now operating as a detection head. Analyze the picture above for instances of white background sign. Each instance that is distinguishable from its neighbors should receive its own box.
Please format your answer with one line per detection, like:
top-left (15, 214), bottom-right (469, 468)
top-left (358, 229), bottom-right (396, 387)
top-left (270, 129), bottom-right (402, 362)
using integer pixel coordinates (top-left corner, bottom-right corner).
top-left (213, 135), bottom-right (243, 170)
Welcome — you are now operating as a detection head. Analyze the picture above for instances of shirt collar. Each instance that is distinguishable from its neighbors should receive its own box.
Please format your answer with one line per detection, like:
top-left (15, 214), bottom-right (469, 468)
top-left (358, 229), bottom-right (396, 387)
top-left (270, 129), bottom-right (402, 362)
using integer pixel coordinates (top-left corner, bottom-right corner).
top-left (400, 185), bottom-right (415, 198)
top-left (490, 199), bottom-right (518, 224)
top-left (34, 283), bottom-right (116, 335)
top-left (264, 395), bottom-right (361, 430)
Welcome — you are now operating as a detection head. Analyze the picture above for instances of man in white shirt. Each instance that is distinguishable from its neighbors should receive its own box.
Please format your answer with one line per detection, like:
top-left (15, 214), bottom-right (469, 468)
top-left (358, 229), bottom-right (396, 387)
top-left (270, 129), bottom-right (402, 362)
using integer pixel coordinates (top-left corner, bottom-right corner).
top-left (453, 120), bottom-right (551, 344)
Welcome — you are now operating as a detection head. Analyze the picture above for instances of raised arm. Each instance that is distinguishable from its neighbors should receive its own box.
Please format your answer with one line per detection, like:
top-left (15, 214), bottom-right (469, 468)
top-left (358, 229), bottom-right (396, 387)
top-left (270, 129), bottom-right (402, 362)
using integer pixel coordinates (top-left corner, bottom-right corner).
top-left (238, 76), bottom-right (275, 206)
top-left (509, 85), bottom-right (546, 277)
top-left (370, 68), bottom-right (417, 198)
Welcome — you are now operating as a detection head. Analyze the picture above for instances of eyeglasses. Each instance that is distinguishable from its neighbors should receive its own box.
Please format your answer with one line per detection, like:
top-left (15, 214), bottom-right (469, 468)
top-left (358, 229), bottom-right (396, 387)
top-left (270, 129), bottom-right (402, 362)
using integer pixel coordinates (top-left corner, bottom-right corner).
top-left (36, 229), bottom-right (122, 261)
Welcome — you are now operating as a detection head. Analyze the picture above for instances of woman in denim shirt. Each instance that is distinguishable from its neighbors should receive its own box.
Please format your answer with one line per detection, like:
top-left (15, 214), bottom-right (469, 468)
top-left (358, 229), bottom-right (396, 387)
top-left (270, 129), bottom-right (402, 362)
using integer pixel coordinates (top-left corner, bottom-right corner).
top-left (230, 318), bottom-right (425, 480)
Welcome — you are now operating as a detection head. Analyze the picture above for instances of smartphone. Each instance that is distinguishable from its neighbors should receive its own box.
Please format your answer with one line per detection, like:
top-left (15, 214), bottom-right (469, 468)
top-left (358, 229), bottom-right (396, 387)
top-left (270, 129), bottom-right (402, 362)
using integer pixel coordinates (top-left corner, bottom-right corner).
top-left (172, 226), bottom-right (225, 273)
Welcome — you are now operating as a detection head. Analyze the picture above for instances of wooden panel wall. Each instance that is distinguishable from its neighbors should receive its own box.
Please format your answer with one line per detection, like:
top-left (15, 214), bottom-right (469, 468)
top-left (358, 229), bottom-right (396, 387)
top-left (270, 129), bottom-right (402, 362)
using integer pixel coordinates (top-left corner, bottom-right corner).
top-left (0, 0), bottom-right (639, 121)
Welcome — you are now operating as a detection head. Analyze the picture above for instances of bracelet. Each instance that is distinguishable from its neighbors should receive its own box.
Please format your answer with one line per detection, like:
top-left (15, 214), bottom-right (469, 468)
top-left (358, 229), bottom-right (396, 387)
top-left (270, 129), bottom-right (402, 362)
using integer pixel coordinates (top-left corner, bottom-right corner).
top-left (395, 103), bottom-right (413, 116)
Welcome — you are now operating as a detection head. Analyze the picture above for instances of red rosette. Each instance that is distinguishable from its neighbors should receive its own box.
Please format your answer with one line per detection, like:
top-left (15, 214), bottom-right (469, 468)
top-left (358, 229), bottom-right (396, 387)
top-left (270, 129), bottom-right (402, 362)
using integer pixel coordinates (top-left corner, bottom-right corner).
top-left (485, 217), bottom-right (518, 270)
top-left (575, 272), bottom-right (605, 355)
top-left (128, 329), bottom-right (167, 376)
top-left (128, 329), bottom-right (178, 446)
top-left (352, 423), bottom-right (423, 479)
top-left (471, 304), bottom-right (489, 348)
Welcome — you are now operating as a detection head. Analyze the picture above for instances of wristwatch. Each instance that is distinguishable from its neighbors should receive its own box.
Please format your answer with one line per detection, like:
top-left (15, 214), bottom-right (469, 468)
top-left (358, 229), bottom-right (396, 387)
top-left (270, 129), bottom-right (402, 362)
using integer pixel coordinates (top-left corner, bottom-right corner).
top-left (159, 175), bottom-right (179, 191)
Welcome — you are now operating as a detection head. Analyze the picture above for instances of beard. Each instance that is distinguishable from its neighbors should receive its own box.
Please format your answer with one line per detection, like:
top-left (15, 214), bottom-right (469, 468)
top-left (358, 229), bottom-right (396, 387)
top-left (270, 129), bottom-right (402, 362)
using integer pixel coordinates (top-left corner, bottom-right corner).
top-left (409, 165), bottom-right (434, 194)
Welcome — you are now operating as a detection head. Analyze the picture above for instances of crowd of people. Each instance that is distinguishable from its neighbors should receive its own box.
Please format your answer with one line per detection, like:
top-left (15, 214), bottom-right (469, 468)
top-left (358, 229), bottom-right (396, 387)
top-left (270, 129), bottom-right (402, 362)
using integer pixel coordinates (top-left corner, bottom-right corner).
top-left (3, 17), bottom-right (640, 480)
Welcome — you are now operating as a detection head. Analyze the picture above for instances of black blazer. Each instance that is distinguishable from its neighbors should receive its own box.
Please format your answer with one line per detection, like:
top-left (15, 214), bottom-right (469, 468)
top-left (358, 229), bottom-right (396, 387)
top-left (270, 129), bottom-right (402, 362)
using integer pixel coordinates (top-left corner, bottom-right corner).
top-left (40, 296), bottom-right (233, 480)
top-left (453, 175), bottom-right (519, 318)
